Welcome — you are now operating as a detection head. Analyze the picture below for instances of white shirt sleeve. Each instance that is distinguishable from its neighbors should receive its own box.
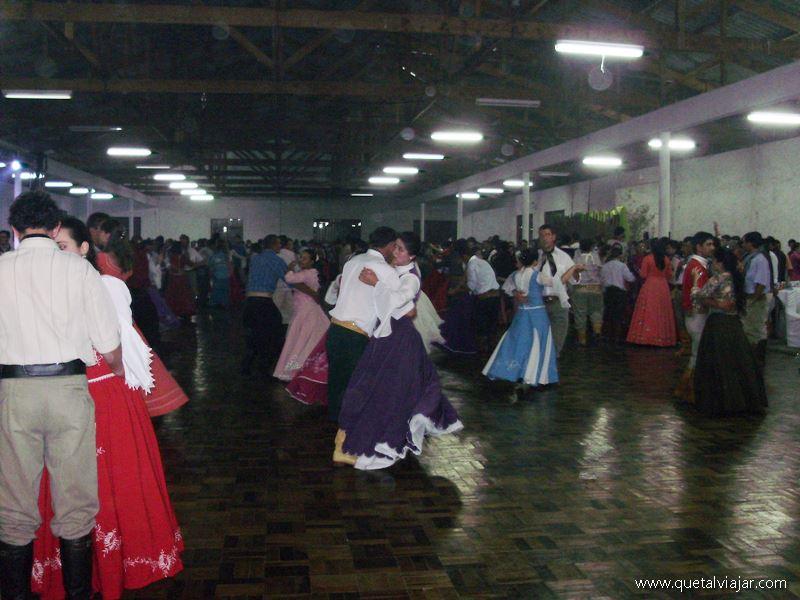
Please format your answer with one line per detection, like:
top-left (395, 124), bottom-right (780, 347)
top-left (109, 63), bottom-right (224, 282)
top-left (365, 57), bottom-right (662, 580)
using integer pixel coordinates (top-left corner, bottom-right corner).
top-left (373, 270), bottom-right (419, 338)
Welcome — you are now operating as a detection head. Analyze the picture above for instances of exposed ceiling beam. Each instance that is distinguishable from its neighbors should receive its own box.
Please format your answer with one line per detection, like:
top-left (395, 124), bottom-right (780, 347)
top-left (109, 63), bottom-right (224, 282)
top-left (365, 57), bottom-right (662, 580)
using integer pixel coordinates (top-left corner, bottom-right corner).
top-left (1, 2), bottom-right (797, 56)
top-left (733, 0), bottom-right (800, 34)
top-left (227, 27), bottom-right (274, 70)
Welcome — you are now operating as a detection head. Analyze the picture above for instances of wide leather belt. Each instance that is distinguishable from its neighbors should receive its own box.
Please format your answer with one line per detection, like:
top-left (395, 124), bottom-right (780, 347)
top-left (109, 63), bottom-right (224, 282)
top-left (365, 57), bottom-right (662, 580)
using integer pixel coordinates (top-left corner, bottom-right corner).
top-left (0, 359), bottom-right (86, 379)
top-left (246, 291), bottom-right (273, 298)
top-left (330, 318), bottom-right (368, 337)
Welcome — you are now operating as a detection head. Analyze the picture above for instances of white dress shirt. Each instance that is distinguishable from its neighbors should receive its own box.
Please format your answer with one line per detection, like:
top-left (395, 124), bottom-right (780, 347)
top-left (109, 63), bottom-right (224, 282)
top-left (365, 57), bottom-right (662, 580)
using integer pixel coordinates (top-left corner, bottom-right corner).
top-left (537, 246), bottom-right (575, 298)
top-left (329, 249), bottom-right (401, 335)
top-left (601, 259), bottom-right (636, 290)
top-left (0, 236), bottom-right (120, 365)
top-left (373, 263), bottom-right (420, 338)
top-left (466, 255), bottom-right (499, 295)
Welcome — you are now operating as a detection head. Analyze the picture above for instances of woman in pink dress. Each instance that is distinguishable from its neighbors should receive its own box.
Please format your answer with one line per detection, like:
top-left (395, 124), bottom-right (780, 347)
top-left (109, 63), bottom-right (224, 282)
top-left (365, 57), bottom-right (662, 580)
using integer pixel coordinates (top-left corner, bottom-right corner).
top-left (626, 239), bottom-right (677, 346)
top-left (273, 249), bottom-right (330, 381)
top-left (788, 239), bottom-right (800, 282)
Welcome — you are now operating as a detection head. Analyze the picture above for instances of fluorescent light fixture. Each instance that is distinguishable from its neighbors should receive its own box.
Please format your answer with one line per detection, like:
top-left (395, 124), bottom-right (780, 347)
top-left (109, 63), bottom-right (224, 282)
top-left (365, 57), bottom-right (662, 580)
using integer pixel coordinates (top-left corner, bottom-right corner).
top-left (648, 138), bottom-right (696, 151)
top-left (476, 98), bottom-right (541, 108)
top-left (68, 125), bottom-right (123, 132)
top-left (189, 194), bottom-right (214, 201)
top-left (503, 179), bottom-right (530, 188)
top-left (583, 155), bottom-right (623, 167)
top-left (351, 193), bottom-right (374, 197)
top-left (169, 181), bottom-right (198, 190)
top-left (747, 111), bottom-right (800, 126)
top-left (431, 131), bottom-right (483, 143)
top-left (403, 152), bottom-right (445, 160)
top-left (555, 40), bottom-right (644, 58)
top-left (107, 147), bottom-right (152, 157)
top-left (538, 171), bottom-right (570, 177)
top-left (383, 166), bottom-right (419, 175)
top-left (368, 176), bottom-right (400, 185)
top-left (3, 89), bottom-right (72, 100)
top-left (477, 188), bottom-right (503, 194)
top-left (457, 192), bottom-right (480, 200)
top-left (90, 192), bottom-right (113, 200)
top-left (69, 187), bottom-right (91, 195)
top-left (44, 181), bottom-right (73, 188)
top-left (19, 172), bottom-right (39, 180)
top-left (10, 160), bottom-right (21, 171)
top-left (180, 188), bottom-right (205, 196)
top-left (153, 173), bottom-right (185, 181)
top-left (0, 162), bottom-right (6, 168)
top-left (136, 164), bottom-right (171, 169)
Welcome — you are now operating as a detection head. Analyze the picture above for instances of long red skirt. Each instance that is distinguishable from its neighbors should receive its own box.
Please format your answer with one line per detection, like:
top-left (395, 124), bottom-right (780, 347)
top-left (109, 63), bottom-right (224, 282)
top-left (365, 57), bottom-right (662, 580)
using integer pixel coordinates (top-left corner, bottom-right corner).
top-left (286, 333), bottom-right (328, 406)
top-left (132, 324), bottom-right (189, 417)
top-left (626, 277), bottom-right (677, 346)
top-left (32, 357), bottom-right (183, 599)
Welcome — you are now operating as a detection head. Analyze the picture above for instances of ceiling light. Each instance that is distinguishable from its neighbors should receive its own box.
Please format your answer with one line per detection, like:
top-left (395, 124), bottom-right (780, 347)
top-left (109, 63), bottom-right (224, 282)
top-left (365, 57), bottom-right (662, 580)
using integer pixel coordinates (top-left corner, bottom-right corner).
top-left (538, 171), bottom-right (570, 177)
top-left (369, 176), bottom-right (400, 185)
top-left (180, 188), bottom-right (206, 196)
top-left (44, 181), bottom-right (73, 188)
top-left (189, 194), bottom-right (214, 201)
top-left (107, 147), bottom-right (151, 157)
top-left (583, 156), bottom-right (623, 167)
top-left (68, 125), bottom-right (123, 132)
top-left (555, 40), bottom-right (644, 58)
top-left (18, 172), bottom-right (38, 180)
top-left (90, 192), bottom-right (113, 200)
top-left (136, 164), bottom-right (171, 169)
top-left (169, 181), bottom-right (198, 190)
top-left (2, 89), bottom-right (72, 100)
top-left (383, 166), bottom-right (419, 175)
top-left (503, 179), bottom-right (530, 188)
top-left (648, 138), bottom-right (696, 150)
top-left (431, 131), bottom-right (483, 143)
top-left (747, 111), bottom-right (800, 126)
top-left (10, 160), bottom-right (21, 171)
top-left (69, 187), bottom-right (91, 194)
top-left (477, 188), bottom-right (503, 194)
top-left (153, 173), bottom-right (185, 181)
top-left (457, 192), bottom-right (480, 199)
top-left (0, 162), bottom-right (6, 168)
top-left (403, 152), bottom-right (445, 160)
top-left (351, 193), bottom-right (374, 197)
top-left (476, 98), bottom-right (541, 108)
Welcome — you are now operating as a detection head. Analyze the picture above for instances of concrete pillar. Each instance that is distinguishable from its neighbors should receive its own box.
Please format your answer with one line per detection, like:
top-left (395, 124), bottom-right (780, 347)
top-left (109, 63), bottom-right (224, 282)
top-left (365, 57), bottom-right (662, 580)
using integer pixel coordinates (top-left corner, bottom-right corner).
top-left (419, 202), bottom-right (426, 242)
top-left (659, 131), bottom-right (671, 237)
top-left (128, 198), bottom-right (135, 237)
top-left (522, 171), bottom-right (532, 244)
top-left (456, 196), bottom-right (464, 239)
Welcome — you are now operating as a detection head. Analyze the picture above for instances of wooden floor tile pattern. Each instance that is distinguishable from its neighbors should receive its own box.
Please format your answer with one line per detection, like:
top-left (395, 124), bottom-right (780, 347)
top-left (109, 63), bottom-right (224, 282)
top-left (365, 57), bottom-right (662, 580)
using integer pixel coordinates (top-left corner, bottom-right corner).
top-left (124, 309), bottom-right (800, 599)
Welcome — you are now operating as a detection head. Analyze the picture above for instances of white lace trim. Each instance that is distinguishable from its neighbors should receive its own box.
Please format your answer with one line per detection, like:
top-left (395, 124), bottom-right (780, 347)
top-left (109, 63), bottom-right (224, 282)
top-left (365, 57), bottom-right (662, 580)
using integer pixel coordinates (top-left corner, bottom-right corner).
top-left (87, 373), bottom-right (116, 384)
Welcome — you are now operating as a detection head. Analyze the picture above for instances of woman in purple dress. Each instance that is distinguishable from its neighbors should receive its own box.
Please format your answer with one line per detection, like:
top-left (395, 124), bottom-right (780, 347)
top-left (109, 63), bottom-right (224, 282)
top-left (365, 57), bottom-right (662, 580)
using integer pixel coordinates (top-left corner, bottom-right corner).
top-left (335, 232), bottom-right (463, 469)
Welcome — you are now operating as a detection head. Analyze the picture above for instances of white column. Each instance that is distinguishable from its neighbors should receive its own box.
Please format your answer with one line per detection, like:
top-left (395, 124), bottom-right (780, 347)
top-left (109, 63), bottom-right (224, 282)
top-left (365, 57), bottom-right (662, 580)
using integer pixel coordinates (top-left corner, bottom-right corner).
top-left (85, 199), bottom-right (92, 222)
top-left (659, 131), bottom-right (671, 237)
top-left (456, 196), bottom-right (464, 239)
top-left (420, 202), bottom-right (426, 242)
top-left (13, 174), bottom-right (21, 201)
top-left (522, 171), bottom-right (531, 244)
top-left (128, 198), bottom-right (135, 237)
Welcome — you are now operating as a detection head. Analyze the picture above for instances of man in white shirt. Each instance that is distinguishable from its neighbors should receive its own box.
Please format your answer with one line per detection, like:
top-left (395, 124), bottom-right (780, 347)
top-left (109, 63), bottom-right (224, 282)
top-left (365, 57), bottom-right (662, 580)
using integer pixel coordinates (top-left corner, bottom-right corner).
top-left (464, 243), bottom-right (500, 353)
top-left (327, 227), bottom-right (401, 428)
top-left (537, 224), bottom-right (577, 355)
top-left (0, 192), bottom-right (124, 599)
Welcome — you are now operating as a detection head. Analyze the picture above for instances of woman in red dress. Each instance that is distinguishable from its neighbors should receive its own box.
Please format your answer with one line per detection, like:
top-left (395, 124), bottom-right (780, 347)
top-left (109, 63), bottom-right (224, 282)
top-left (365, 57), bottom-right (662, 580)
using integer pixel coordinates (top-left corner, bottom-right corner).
top-left (626, 239), bottom-right (677, 346)
top-left (32, 218), bottom-right (184, 599)
top-left (165, 241), bottom-right (196, 318)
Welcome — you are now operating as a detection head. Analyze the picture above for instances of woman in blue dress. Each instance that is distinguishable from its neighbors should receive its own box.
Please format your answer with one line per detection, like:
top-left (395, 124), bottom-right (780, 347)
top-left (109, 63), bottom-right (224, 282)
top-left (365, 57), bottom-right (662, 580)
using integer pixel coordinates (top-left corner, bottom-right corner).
top-left (208, 239), bottom-right (231, 307)
top-left (483, 248), bottom-right (580, 400)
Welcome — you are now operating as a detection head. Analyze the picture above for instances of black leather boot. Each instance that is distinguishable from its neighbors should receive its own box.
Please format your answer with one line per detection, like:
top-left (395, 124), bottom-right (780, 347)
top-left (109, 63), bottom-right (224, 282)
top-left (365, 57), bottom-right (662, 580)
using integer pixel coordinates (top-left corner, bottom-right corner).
top-left (60, 533), bottom-right (93, 600)
top-left (0, 539), bottom-right (33, 600)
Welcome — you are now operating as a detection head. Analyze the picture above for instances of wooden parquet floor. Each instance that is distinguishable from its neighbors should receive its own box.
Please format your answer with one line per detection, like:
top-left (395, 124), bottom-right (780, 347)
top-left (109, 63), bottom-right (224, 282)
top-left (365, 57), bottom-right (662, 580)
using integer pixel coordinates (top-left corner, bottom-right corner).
top-left (127, 310), bottom-right (800, 599)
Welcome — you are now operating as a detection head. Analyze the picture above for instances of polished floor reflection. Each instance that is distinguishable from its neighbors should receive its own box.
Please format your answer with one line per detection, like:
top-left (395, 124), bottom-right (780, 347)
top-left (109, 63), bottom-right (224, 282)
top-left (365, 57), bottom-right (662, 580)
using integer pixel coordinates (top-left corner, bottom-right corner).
top-left (129, 310), bottom-right (800, 599)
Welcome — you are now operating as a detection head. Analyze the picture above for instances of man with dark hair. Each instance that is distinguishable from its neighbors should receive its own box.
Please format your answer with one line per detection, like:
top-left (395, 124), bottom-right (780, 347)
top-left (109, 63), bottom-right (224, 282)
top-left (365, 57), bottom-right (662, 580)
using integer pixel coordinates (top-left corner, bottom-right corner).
top-left (0, 191), bottom-right (123, 599)
top-left (742, 231), bottom-right (772, 370)
top-left (674, 231), bottom-right (715, 403)
top-left (463, 241), bottom-right (500, 354)
top-left (537, 224), bottom-right (577, 355)
top-left (0, 230), bottom-right (11, 255)
top-left (86, 211), bottom-right (110, 252)
top-left (328, 227), bottom-right (401, 462)
top-left (241, 234), bottom-right (287, 376)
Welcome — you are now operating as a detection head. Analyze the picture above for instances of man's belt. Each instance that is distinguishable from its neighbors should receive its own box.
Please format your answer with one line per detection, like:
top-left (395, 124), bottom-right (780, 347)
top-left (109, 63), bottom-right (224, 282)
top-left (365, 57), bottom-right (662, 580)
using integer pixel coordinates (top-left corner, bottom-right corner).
top-left (330, 318), bottom-right (368, 337)
top-left (542, 296), bottom-right (560, 304)
top-left (246, 291), bottom-right (273, 298)
top-left (0, 359), bottom-right (85, 379)
top-left (476, 289), bottom-right (500, 299)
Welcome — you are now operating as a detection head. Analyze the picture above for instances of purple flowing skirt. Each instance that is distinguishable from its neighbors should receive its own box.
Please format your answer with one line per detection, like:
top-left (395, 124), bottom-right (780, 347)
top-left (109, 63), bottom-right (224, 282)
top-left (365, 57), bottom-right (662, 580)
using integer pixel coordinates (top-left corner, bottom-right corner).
top-left (438, 294), bottom-right (478, 354)
top-left (340, 317), bottom-right (463, 470)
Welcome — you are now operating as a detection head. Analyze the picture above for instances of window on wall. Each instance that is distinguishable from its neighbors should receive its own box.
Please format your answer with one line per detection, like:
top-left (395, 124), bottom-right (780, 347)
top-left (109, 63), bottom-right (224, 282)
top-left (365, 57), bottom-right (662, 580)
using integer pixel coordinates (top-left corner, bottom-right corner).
top-left (211, 218), bottom-right (243, 242)
top-left (313, 219), bottom-right (361, 242)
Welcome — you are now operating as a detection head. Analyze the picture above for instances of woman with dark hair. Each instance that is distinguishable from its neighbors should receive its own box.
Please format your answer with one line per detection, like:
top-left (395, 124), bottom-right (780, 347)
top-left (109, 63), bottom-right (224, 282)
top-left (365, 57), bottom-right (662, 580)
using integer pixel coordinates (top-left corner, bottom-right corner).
top-left (335, 232), bottom-right (463, 469)
top-left (165, 240), bottom-right (196, 319)
top-left (626, 238), bottom-right (677, 346)
top-left (33, 218), bottom-right (184, 599)
top-left (483, 247), bottom-right (578, 400)
top-left (692, 247), bottom-right (767, 416)
top-left (274, 248), bottom-right (330, 382)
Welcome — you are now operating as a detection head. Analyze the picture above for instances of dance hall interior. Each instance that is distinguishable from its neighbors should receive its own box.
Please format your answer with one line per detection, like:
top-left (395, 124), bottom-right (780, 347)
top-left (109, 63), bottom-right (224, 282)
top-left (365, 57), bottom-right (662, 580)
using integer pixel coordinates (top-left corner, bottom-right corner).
top-left (1, 1), bottom-right (800, 598)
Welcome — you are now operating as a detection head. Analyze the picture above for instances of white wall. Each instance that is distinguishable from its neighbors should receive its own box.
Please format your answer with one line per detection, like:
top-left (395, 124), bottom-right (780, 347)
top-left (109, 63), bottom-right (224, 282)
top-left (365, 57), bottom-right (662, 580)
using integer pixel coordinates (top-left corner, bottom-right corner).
top-left (462, 134), bottom-right (800, 242)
